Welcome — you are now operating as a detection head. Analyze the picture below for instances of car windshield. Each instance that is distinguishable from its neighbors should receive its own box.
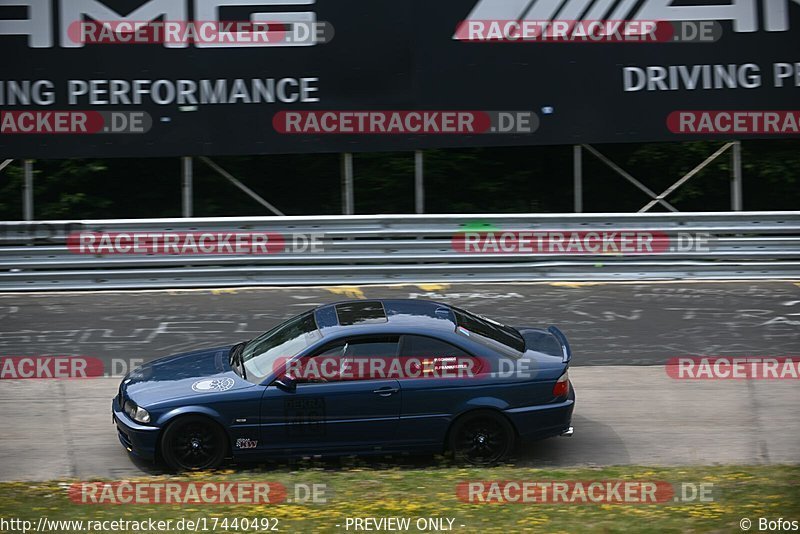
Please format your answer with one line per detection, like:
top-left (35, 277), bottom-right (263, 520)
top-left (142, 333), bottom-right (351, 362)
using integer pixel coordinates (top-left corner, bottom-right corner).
top-left (451, 306), bottom-right (525, 354)
top-left (242, 312), bottom-right (321, 383)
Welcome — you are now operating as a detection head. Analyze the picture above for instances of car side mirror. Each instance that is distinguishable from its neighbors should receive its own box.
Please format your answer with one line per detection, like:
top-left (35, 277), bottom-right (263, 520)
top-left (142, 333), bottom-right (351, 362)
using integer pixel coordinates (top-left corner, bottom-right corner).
top-left (274, 374), bottom-right (297, 393)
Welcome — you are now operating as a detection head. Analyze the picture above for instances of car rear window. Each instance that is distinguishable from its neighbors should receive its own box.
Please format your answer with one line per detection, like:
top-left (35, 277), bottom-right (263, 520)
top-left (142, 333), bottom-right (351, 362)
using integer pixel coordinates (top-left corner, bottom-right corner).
top-left (451, 307), bottom-right (525, 354)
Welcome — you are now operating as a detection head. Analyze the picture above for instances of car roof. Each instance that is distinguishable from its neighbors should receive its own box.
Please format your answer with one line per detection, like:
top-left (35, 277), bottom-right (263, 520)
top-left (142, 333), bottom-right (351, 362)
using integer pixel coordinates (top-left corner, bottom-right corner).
top-left (313, 299), bottom-right (457, 335)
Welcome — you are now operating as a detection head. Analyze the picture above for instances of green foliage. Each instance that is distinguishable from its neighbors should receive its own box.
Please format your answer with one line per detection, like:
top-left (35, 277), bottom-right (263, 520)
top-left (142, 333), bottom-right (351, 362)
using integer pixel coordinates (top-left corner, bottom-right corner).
top-left (0, 140), bottom-right (797, 220)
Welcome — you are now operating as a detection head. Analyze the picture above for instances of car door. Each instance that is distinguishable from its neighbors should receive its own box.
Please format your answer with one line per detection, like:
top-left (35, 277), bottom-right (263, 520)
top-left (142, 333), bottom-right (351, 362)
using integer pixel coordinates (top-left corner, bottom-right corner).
top-left (258, 335), bottom-right (402, 455)
top-left (396, 334), bottom-right (479, 448)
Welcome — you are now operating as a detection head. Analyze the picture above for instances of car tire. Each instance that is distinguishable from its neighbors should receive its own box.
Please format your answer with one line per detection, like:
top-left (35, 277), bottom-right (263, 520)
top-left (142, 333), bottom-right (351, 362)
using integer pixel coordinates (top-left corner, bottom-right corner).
top-left (160, 415), bottom-right (228, 472)
top-left (448, 410), bottom-right (515, 465)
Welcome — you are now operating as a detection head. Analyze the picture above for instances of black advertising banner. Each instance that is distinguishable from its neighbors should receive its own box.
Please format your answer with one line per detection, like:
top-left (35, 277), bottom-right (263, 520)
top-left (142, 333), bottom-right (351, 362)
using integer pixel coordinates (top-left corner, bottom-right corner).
top-left (1, 0), bottom-right (799, 158)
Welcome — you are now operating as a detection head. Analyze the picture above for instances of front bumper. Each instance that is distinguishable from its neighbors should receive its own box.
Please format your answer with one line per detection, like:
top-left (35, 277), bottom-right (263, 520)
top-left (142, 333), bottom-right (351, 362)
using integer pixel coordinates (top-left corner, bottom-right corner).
top-left (112, 396), bottom-right (160, 461)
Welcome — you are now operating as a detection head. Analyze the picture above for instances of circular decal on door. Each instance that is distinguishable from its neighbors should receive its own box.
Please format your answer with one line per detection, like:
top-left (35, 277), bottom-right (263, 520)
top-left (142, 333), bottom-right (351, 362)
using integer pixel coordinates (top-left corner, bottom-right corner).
top-left (192, 377), bottom-right (236, 392)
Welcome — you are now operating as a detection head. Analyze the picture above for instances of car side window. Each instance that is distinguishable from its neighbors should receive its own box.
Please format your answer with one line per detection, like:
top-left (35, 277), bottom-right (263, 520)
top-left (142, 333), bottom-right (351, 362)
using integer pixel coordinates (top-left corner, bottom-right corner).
top-left (399, 335), bottom-right (471, 358)
top-left (342, 337), bottom-right (400, 359)
top-left (290, 344), bottom-right (346, 384)
top-left (399, 335), bottom-right (484, 377)
top-left (296, 336), bottom-right (400, 384)
top-left (317, 345), bottom-right (346, 358)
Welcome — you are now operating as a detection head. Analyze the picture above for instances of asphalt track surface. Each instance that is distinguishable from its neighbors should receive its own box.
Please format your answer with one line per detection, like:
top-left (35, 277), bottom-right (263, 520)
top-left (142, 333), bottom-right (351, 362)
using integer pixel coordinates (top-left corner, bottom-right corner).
top-left (1, 368), bottom-right (797, 482)
top-left (1, 281), bottom-right (799, 368)
top-left (0, 281), bottom-right (798, 481)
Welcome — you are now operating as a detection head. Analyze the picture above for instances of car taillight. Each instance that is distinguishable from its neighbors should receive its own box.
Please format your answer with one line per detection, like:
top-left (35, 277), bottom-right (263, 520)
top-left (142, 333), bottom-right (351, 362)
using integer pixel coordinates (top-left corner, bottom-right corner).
top-left (553, 370), bottom-right (570, 398)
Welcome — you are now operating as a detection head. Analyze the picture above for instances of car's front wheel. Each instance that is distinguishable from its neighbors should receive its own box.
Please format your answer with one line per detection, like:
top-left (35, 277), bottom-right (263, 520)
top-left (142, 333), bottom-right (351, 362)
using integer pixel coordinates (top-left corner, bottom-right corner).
top-left (449, 410), bottom-right (515, 465)
top-left (161, 415), bottom-right (227, 471)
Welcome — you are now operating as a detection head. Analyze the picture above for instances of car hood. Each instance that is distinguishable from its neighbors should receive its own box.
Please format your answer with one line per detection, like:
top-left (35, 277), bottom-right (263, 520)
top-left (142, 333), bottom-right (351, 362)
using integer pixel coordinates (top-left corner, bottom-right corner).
top-left (122, 345), bottom-right (254, 406)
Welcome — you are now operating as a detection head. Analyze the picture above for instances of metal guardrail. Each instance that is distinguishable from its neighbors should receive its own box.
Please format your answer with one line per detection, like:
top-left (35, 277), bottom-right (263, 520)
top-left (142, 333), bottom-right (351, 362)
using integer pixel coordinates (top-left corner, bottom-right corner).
top-left (1, 212), bottom-right (798, 290)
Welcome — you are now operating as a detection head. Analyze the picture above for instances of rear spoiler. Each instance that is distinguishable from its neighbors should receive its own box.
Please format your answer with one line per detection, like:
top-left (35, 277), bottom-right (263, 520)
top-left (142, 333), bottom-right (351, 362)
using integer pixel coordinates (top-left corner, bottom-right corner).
top-left (547, 326), bottom-right (572, 364)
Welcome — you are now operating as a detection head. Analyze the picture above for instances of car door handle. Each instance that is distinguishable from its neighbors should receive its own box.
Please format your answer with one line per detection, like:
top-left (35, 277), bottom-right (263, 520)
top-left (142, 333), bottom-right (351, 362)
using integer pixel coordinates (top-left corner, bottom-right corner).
top-left (372, 386), bottom-right (399, 397)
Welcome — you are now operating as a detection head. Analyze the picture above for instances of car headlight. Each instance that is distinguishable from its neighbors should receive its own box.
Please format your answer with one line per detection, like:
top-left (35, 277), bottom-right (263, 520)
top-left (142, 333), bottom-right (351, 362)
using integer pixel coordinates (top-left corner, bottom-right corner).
top-left (124, 400), bottom-right (151, 424)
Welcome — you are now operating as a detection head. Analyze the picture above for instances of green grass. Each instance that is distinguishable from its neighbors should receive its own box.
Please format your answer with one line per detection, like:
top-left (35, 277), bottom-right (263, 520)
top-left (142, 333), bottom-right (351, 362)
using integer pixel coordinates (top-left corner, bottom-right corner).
top-left (1, 465), bottom-right (798, 533)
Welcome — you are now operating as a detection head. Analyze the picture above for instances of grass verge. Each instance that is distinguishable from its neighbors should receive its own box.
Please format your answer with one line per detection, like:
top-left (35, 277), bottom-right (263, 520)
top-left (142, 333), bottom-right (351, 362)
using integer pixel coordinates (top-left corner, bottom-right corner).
top-left (0, 464), bottom-right (798, 533)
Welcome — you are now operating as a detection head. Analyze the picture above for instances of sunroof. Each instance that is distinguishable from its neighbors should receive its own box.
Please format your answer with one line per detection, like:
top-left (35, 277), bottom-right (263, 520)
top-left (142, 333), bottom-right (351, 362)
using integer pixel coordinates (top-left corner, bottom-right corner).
top-left (335, 301), bottom-right (388, 326)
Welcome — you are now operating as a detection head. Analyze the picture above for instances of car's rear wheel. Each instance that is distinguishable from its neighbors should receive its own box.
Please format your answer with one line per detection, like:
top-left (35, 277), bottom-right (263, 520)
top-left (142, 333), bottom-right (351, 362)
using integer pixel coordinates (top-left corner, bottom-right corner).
top-left (161, 415), bottom-right (227, 472)
top-left (449, 410), bottom-right (515, 465)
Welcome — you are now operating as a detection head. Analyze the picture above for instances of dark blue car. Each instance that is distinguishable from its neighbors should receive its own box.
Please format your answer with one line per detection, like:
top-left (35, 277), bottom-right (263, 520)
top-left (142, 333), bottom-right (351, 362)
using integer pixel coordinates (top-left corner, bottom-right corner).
top-left (113, 300), bottom-right (575, 471)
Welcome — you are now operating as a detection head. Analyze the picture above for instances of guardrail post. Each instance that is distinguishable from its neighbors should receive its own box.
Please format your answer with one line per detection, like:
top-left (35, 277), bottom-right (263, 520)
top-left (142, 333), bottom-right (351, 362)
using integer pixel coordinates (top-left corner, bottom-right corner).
top-left (731, 141), bottom-right (743, 211)
top-left (415, 150), bottom-right (425, 214)
top-left (181, 156), bottom-right (193, 218)
top-left (341, 153), bottom-right (354, 215)
top-left (573, 145), bottom-right (583, 213)
top-left (23, 160), bottom-right (33, 221)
